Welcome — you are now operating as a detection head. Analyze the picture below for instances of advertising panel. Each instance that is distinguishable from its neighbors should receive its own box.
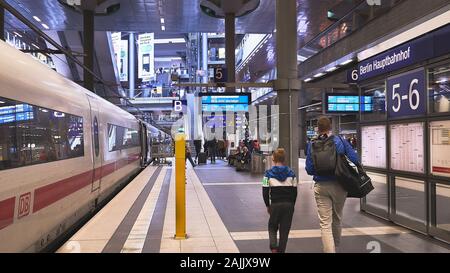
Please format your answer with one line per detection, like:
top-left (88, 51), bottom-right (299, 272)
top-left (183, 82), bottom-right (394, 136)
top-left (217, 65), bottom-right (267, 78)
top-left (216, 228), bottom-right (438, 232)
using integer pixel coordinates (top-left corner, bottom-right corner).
top-left (138, 33), bottom-right (154, 81)
top-left (119, 40), bottom-right (128, 82)
top-left (390, 122), bottom-right (424, 173)
top-left (430, 120), bottom-right (450, 177)
top-left (361, 125), bottom-right (386, 168)
top-left (111, 32), bottom-right (121, 75)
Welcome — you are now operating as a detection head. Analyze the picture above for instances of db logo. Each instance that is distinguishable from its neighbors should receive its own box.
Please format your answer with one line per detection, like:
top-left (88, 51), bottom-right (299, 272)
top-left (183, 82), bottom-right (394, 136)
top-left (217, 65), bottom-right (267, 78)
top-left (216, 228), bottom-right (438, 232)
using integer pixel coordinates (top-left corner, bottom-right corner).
top-left (18, 192), bottom-right (31, 219)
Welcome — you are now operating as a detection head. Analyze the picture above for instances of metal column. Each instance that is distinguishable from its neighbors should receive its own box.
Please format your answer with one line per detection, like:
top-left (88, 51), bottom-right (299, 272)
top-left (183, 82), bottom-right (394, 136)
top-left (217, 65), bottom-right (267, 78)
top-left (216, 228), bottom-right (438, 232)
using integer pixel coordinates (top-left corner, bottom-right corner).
top-left (129, 32), bottom-right (135, 98)
top-left (275, 0), bottom-right (300, 175)
top-left (202, 33), bottom-right (208, 84)
top-left (225, 13), bottom-right (236, 92)
top-left (83, 9), bottom-right (94, 92)
top-left (0, 6), bottom-right (4, 41)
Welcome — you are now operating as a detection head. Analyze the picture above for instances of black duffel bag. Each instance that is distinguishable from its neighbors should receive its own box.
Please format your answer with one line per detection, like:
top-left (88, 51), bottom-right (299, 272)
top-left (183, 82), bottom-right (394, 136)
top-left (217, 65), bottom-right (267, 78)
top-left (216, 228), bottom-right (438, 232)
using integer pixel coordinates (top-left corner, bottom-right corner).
top-left (335, 154), bottom-right (374, 198)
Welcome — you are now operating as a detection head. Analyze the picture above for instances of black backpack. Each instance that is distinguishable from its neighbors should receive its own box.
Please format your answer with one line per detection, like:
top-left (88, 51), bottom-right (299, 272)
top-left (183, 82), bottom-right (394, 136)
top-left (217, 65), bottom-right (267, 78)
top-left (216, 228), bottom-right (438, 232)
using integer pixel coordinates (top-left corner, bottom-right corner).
top-left (311, 136), bottom-right (337, 176)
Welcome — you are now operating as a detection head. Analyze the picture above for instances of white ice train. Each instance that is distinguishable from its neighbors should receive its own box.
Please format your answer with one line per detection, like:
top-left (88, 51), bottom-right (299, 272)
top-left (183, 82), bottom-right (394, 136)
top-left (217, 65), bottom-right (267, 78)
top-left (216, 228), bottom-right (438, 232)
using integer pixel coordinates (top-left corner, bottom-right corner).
top-left (0, 40), bottom-right (165, 252)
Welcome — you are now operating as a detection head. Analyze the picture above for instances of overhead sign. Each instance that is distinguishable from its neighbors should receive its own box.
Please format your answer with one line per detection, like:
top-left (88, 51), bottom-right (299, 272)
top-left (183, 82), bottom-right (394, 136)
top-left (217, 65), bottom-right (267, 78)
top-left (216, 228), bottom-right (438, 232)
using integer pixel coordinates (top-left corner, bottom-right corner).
top-left (119, 40), bottom-right (128, 82)
top-left (348, 23), bottom-right (450, 82)
top-left (387, 68), bottom-right (426, 118)
top-left (172, 100), bottom-right (187, 112)
top-left (138, 33), bottom-right (154, 81)
top-left (213, 67), bottom-right (227, 83)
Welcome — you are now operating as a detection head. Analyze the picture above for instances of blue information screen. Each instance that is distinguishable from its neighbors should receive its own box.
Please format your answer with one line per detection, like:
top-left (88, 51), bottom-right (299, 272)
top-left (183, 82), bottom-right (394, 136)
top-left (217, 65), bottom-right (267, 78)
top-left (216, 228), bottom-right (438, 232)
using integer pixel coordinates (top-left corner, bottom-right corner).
top-left (201, 95), bottom-right (249, 104)
top-left (202, 104), bottom-right (249, 112)
top-left (326, 95), bottom-right (372, 113)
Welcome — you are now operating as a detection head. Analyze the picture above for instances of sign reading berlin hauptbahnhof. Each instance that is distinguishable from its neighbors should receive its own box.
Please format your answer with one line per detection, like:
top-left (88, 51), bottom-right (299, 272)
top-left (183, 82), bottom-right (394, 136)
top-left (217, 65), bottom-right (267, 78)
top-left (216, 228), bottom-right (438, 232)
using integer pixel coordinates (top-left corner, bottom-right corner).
top-left (349, 23), bottom-right (450, 82)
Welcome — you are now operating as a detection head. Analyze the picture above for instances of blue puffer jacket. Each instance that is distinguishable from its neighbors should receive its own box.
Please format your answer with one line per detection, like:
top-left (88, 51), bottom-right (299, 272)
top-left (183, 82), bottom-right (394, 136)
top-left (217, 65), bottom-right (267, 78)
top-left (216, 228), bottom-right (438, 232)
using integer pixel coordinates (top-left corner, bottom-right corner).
top-left (305, 135), bottom-right (360, 182)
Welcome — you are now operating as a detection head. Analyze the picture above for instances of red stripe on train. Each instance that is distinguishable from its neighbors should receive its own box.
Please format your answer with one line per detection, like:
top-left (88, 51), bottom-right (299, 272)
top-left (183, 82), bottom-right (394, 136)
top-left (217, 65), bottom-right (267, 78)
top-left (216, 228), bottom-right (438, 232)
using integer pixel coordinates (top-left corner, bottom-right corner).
top-left (0, 197), bottom-right (16, 230)
top-left (33, 170), bottom-right (93, 213)
top-left (33, 153), bottom-right (141, 213)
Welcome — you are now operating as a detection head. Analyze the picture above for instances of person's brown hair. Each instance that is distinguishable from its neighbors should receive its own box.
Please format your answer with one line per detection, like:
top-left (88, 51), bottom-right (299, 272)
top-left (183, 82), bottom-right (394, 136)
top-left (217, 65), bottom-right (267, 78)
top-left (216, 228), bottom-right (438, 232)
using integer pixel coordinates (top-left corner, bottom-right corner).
top-left (272, 148), bottom-right (286, 164)
top-left (317, 116), bottom-right (332, 134)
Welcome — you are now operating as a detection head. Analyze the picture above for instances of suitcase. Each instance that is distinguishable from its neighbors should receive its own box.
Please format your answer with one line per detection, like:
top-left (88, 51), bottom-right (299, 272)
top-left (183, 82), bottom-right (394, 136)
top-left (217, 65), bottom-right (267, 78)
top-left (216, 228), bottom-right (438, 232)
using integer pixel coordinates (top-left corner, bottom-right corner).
top-left (197, 152), bottom-right (207, 164)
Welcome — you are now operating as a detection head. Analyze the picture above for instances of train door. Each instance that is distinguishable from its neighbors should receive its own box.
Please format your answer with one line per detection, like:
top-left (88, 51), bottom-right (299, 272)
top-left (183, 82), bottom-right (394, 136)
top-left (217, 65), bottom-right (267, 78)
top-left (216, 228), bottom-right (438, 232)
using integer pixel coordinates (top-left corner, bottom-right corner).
top-left (87, 95), bottom-right (103, 192)
top-left (139, 122), bottom-right (147, 167)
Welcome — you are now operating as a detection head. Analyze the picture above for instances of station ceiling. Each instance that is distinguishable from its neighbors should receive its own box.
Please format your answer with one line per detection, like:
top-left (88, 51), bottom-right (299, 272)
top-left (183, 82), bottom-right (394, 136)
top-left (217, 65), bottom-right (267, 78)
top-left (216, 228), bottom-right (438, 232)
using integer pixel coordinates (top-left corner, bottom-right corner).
top-left (5, 0), bottom-right (349, 36)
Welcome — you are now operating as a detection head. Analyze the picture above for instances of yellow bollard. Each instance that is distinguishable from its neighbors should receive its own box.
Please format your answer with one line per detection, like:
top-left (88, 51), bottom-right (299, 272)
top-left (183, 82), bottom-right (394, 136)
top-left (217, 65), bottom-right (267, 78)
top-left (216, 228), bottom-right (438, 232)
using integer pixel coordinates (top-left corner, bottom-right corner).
top-left (174, 133), bottom-right (187, 239)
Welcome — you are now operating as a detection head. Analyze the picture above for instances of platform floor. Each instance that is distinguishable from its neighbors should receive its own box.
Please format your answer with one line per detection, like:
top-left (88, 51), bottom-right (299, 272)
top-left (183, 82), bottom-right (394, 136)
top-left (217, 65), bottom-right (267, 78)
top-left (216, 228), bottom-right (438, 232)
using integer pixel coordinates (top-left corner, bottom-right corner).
top-left (57, 159), bottom-right (450, 253)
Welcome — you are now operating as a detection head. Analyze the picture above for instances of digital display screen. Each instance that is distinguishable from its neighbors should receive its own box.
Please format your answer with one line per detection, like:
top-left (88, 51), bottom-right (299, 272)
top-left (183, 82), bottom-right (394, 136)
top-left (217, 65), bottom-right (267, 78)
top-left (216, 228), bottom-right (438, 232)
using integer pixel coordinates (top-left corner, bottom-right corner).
top-left (201, 95), bottom-right (249, 104)
top-left (326, 94), bottom-right (372, 113)
top-left (202, 104), bottom-right (249, 112)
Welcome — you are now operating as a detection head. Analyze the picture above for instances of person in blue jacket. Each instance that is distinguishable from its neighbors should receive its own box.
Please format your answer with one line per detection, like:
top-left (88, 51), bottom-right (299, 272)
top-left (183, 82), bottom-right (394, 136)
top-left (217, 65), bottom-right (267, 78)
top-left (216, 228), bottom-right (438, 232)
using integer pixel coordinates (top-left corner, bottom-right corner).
top-left (262, 148), bottom-right (298, 253)
top-left (305, 116), bottom-right (359, 253)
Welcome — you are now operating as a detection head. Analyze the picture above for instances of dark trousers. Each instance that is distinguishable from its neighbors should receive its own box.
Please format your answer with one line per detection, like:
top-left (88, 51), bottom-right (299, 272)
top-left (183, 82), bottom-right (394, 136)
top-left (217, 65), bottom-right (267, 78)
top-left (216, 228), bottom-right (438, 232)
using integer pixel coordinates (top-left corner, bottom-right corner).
top-left (268, 202), bottom-right (295, 253)
top-left (186, 154), bottom-right (196, 167)
top-left (209, 147), bottom-right (216, 163)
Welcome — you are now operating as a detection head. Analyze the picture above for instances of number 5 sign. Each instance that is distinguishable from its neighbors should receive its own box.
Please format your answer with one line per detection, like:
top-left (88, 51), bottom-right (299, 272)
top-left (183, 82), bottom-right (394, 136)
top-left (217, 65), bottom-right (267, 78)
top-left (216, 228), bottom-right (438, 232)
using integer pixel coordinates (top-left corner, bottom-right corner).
top-left (213, 67), bottom-right (228, 83)
top-left (387, 68), bottom-right (426, 118)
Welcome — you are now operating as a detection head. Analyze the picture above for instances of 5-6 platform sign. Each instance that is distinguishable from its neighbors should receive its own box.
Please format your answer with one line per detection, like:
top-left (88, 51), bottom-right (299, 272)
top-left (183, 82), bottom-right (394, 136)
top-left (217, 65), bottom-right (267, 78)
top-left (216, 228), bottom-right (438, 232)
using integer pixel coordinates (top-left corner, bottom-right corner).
top-left (387, 68), bottom-right (426, 118)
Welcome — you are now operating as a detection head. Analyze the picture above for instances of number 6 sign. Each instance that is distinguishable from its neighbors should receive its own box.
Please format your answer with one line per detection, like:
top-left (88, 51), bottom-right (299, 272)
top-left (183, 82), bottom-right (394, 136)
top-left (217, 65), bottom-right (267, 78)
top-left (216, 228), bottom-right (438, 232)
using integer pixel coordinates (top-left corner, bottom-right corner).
top-left (387, 68), bottom-right (426, 118)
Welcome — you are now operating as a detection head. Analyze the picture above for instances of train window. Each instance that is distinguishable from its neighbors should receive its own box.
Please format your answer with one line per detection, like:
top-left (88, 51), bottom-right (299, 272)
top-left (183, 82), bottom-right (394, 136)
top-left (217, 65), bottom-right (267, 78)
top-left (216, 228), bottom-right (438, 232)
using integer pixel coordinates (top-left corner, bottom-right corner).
top-left (107, 124), bottom-right (139, 152)
top-left (0, 97), bottom-right (84, 171)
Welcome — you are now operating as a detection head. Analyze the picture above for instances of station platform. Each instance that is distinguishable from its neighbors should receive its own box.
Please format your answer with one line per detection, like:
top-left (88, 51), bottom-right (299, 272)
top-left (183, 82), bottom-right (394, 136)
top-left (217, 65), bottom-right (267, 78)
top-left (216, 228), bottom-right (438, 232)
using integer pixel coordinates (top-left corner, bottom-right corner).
top-left (57, 159), bottom-right (450, 253)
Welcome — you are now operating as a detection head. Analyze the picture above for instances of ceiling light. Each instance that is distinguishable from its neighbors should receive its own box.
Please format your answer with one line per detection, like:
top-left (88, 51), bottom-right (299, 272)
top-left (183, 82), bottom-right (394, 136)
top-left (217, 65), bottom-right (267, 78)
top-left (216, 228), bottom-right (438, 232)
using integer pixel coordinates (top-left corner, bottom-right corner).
top-left (326, 66), bottom-right (337, 72)
top-left (0, 101), bottom-right (4, 104)
top-left (32, 43), bottom-right (39, 49)
top-left (273, 29), bottom-right (277, 33)
top-left (33, 16), bottom-right (41, 22)
top-left (13, 31), bottom-right (22, 38)
top-left (154, 38), bottom-right (185, 44)
top-left (340, 59), bottom-right (353, 66)
top-left (313, 72), bottom-right (325, 78)
top-left (160, 18), bottom-right (165, 24)
top-left (42, 23), bottom-right (49, 29)
top-left (304, 78), bottom-right (313, 82)
top-left (161, 25), bottom-right (166, 31)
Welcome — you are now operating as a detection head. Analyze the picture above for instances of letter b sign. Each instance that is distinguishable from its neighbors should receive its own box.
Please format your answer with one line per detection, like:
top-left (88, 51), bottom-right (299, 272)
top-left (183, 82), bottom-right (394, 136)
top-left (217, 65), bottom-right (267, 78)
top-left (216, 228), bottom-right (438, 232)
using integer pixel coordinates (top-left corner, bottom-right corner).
top-left (173, 100), bottom-right (186, 112)
top-left (174, 101), bottom-right (183, 112)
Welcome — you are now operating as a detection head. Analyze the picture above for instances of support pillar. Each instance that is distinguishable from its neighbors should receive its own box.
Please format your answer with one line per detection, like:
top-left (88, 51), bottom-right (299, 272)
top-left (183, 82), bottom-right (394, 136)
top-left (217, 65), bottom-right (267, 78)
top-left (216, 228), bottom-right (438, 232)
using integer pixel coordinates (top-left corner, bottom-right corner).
top-left (83, 8), bottom-right (94, 92)
top-left (276, 0), bottom-right (299, 175)
top-left (202, 33), bottom-right (208, 84)
top-left (0, 6), bottom-right (4, 41)
top-left (129, 32), bottom-right (135, 98)
top-left (225, 13), bottom-right (236, 93)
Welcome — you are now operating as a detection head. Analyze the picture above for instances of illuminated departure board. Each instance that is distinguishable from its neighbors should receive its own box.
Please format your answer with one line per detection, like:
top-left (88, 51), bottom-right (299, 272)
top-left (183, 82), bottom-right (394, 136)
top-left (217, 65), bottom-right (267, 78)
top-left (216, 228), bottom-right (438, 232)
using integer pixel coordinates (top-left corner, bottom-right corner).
top-left (361, 125), bottom-right (386, 168)
top-left (390, 122), bottom-right (424, 173)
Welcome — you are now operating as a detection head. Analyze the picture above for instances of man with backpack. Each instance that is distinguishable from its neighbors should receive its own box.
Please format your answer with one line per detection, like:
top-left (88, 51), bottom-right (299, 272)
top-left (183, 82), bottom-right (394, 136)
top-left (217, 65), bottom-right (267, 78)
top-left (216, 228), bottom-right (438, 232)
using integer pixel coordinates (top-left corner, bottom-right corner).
top-left (305, 116), bottom-right (359, 253)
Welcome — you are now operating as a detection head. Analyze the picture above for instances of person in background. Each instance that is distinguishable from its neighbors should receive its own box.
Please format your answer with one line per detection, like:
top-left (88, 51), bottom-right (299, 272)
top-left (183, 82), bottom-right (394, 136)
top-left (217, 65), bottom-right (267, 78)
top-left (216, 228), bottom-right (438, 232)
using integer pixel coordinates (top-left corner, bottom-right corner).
top-left (207, 137), bottom-right (217, 164)
top-left (253, 140), bottom-right (261, 154)
top-left (185, 144), bottom-right (196, 168)
top-left (193, 139), bottom-right (202, 163)
top-left (305, 116), bottom-right (359, 253)
top-left (262, 148), bottom-right (298, 253)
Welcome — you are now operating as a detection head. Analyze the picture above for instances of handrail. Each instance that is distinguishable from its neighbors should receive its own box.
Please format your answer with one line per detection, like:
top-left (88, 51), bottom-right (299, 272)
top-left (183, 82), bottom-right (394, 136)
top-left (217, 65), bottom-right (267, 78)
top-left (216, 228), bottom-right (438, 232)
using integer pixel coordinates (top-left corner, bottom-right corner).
top-left (299, 0), bottom-right (367, 52)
